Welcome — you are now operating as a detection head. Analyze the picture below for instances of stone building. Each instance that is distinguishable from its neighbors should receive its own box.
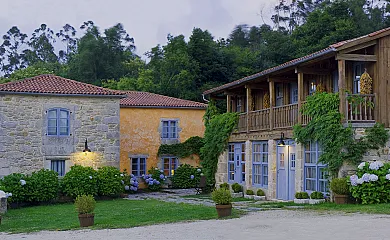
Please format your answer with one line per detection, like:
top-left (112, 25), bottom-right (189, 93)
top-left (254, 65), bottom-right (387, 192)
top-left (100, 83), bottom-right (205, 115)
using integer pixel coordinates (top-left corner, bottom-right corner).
top-left (0, 75), bottom-right (124, 177)
top-left (119, 91), bottom-right (207, 183)
top-left (203, 27), bottom-right (390, 200)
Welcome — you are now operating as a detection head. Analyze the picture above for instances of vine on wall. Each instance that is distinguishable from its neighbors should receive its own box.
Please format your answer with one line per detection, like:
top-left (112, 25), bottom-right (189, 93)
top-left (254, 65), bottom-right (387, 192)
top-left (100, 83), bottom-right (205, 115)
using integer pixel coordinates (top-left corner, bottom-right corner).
top-left (293, 92), bottom-right (389, 177)
top-left (200, 101), bottom-right (239, 190)
top-left (158, 136), bottom-right (204, 158)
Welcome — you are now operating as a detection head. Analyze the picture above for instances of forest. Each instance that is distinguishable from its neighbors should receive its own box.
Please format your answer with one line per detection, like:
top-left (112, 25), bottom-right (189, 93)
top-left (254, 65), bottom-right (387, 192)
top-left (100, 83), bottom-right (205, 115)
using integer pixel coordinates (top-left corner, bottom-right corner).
top-left (1, 0), bottom-right (390, 102)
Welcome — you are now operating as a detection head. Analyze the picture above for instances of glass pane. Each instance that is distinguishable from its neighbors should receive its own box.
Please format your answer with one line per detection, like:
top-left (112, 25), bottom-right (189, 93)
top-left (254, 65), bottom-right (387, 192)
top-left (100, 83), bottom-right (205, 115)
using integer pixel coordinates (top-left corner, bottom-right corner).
top-left (228, 144), bottom-right (233, 152)
top-left (60, 110), bottom-right (68, 118)
top-left (241, 153), bottom-right (245, 162)
top-left (241, 143), bottom-right (245, 152)
top-left (263, 144), bottom-right (268, 153)
top-left (48, 119), bottom-right (57, 128)
top-left (170, 121), bottom-right (176, 127)
top-left (48, 127), bottom-right (57, 135)
top-left (263, 175), bottom-right (268, 186)
top-left (319, 168), bottom-right (327, 180)
top-left (263, 165), bottom-right (268, 177)
top-left (253, 144), bottom-right (260, 153)
top-left (59, 127), bottom-right (68, 135)
top-left (262, 154), bottom-right (268, 163)
top-left (319, 180), bottom-right (328, 193)
top-left (163, 121), bottom-right (168, 127)
top-left (311, 153), bottom-right (316, 164)
top-left (306, 179), bottom-right (316, 191)
top-left (306, 167), bottom-right (316, 179)
top-left (310, 142), bottom-right (316, 151)
top-left (162, 127), bottom-right (169, 138)
top-left (279, 153), bottom-right (285, 168)
top-left (228, 153), bottom-right (234, 161)
top-left (59, 118), bottom-right (68, 127)
top-left (229, 163), bottom-right (234, 172)
top-left (253, 153), bottom-right (260, 163)
top-left (48, 110), bottom-right (57, 118)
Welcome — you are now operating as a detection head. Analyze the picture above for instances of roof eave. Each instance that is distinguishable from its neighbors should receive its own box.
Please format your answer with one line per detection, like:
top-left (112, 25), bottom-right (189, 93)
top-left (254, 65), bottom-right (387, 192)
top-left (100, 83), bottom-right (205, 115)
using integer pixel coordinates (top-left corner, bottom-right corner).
top-left (0, 91), bottom-right (126, 98)
top-left (120, 105), bottom-right (207, 110)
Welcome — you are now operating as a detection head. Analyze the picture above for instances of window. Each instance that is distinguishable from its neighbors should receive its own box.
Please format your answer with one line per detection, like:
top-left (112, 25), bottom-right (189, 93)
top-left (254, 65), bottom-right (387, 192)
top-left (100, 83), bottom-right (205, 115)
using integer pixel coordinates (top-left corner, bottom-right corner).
top-left (47, 108), bottom-right (70, 136)
top-left (51, 160), bottom-right (66, 177)
top-left (304, 142), bottom-right (328, 194)
top-left (353, 62), bottom-right (365, 94)
top-left (252, 142), bottom-right (268, 187)
top-left (162, 120), bottom-right (178, 139)
top-left (333, 70), bottom-right (339, 93)
top-left (162, 157), bottom-right (178, 176)
top-left (290, 83), bottom-right (298, 104)
top-left (275, 84), bottom-right (284, 106)
top-left (131, 157), bottom-right (146, 177)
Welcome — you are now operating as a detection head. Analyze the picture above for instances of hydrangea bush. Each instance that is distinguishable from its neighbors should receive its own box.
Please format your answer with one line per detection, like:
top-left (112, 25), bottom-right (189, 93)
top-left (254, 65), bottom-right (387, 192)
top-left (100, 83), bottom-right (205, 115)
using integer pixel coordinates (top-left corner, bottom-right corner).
top-left (143, 167), bottom-right (166, 191)
top-left (60, 165), bottom-right (98, 198)
top-left (97, 166), bottom-right (124, 196)
top-left (123, 173), bottom-right (139, 193)
top-left (349, 161), bottom-right (390, 204)
top-left (171, 164), bottom-right (202, 189)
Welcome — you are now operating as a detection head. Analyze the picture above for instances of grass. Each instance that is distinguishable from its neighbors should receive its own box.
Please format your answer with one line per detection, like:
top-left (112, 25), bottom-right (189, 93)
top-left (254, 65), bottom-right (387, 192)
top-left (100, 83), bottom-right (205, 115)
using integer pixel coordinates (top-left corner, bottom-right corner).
top-left (182, 194), bottom-right (254, 202)
top-left (0, 199), bottom-right (240, 233)
top-left (251, 201), bottom-right (390, 214)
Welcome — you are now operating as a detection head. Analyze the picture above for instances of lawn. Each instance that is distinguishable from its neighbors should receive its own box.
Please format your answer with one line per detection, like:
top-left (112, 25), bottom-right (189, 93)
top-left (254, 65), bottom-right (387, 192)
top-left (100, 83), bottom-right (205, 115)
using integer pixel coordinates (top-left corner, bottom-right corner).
top-left (183, 194), bottom-right (254, 202)
top-left (0, 199), bottom-right (237, 233)
top-left (252, 201), bottom-right (390, 214)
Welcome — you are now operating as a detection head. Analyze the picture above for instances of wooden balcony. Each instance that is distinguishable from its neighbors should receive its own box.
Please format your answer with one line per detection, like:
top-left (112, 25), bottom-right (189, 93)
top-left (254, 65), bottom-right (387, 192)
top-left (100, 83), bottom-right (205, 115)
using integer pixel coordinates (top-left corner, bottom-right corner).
top-left (346, 94), bottom-right (376, 123)
top-left (274, 104), bottom-right (299, 129)
top-left (249, 109), bottom-right (270, 131)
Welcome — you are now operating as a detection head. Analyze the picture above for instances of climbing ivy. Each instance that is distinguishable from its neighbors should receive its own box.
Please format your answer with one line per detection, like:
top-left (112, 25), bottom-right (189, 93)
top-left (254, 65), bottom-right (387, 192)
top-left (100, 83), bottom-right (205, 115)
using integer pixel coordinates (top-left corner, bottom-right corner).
top-left (158, 136), bottom-right (204, 158)
top-left (200, 103), bottom-right (239, 191)
top-left (294, 92), bottom-right (389, 177)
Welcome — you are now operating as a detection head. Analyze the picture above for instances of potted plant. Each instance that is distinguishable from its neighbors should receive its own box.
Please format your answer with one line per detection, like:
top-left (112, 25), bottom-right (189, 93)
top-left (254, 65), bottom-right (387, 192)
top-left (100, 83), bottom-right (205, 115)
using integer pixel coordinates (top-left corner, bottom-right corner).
top-left (231, 183), bottom-right (243, 198)
top-left (75, 194), bottom-right (96, 227)
top-left (254, 189), bottom-right (266, 201)
top-left (309, 191), bottom-right (325, 204)
top-left (330, 178), bottom-right (349, 204)
top-left (244, 189), bottom-right (255, 199)
top-left (211, 188), bottom-right (232, 218)
top-left (219, 183), bottom-right (230, 190)
top-left (294, 192), bottom-right (309, 204)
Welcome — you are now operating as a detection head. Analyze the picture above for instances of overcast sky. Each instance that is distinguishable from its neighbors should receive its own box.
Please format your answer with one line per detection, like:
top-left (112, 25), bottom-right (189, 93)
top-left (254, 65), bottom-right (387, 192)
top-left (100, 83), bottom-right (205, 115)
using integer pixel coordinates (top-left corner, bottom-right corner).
top-left (2, 0), bottom-right (276, 58)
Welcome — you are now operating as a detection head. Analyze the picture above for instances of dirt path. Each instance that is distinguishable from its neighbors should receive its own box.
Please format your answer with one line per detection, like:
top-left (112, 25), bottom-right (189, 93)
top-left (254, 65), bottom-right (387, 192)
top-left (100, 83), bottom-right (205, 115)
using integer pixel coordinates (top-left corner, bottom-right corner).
top-left (1, 210), bottom-right (389, 240)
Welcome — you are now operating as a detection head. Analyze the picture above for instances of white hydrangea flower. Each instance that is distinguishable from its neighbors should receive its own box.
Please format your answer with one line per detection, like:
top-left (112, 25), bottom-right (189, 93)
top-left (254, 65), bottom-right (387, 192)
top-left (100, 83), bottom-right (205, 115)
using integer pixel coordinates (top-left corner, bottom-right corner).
top-left (155, 168), bottom-right (158, 170)
top-left (356, 178), bottom-right (364, 185)
top-left (0, 190), bottom-right (5, 198)
top-left (20, 179), bottom-right (26, 186)
top-left (369, 161), bottom-right (384, 170)
top-left (362, 173), bottom-right (370, 182)
top-left (358, 162), bottom-right (366, 169)
top-left (160, 170), bottom-right (164, 173)
top-left (6, 192), bottom-right (12, 198)
top-left (89, 176), bottom-right (93, 179)
top-left (369, 174), bottom-right (379, 182)
top-left (124, 185), bottom-right (130, 191)
top-left (350, 175), bottom-right (358, 186)
top-left (120, 174), bottom-right (124, 177)
top-left (197, 169), bottom-right (202, 172)
top-left (386, 174), bottom-right (390, 180)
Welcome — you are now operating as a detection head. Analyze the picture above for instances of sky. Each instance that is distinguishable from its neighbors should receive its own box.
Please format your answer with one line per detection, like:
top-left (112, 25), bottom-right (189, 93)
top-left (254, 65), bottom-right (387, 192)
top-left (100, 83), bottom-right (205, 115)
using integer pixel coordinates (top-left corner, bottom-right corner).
top-left (2, 0), bottom-right (276, 58)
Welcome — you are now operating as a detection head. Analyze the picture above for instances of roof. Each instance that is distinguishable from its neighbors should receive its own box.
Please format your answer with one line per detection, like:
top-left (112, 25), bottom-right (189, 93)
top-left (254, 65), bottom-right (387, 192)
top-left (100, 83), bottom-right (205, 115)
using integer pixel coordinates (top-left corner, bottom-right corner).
top-left (204, 27), bottom-right (390, 95)
top-left (120, 91), bottom-right (207, 109)
top-left (0, 74), bottom-right (125, 97)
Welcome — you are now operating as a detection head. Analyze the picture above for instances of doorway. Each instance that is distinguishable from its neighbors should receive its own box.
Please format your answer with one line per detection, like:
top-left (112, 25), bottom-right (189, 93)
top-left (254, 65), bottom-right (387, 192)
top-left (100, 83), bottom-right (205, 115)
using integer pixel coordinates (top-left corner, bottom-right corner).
top-left (277, 141), bottom-right (296, 200)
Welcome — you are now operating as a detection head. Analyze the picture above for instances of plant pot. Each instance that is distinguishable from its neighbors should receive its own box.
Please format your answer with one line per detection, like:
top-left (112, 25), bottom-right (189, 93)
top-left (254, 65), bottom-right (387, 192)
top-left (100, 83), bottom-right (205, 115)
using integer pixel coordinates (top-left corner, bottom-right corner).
top-left (309, 199), bottom-right (325, 205)
top-left (215, 204), bottom-right (232, 218)
top-left (334, 194), bottom-right (348, 204)
top-left (254, 196), bottom-right (266, 201)
top-left (294, 199), bottom-right (309, 204)
top-left (244, 194), bottom-right (254, 199)
top-left (78, 213), bottom-right (95, 227)
top-left (231, 192), bottom-right (243, 198)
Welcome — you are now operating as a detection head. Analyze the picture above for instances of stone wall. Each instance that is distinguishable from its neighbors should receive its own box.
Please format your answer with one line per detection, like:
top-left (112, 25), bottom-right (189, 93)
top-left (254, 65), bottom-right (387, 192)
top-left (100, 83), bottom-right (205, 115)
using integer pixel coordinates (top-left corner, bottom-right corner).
top-left (0, 94), bottom-right (120, 177)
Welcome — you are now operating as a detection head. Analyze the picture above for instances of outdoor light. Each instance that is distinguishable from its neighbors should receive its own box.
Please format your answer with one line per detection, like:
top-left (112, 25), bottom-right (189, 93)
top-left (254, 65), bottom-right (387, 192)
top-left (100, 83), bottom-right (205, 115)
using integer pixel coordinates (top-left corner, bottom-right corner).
top-left (83, 138), bottom-right (91, 153)
top-left (278, 132), bottom-right (285, 146)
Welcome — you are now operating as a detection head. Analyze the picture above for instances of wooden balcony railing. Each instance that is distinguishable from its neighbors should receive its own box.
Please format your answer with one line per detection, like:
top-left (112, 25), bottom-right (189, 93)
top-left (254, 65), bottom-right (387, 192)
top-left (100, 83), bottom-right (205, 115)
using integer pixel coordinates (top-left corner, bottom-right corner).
top-left (249, 109), bottom-right (270, 131)
top-left (273, 104), bottom-right (299, 129)
top-left (301, 101), bottom-right (312, 125)
top-left (346, 94), bottom-right (376, 123)
top-left (238, 113), bottom-right (247, 132)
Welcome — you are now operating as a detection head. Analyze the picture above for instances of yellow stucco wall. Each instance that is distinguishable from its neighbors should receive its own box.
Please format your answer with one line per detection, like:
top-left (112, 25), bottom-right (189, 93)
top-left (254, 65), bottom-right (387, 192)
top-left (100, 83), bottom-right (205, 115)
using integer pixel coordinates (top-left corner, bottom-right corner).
top-left (120, 107), bottom-right (205, 175)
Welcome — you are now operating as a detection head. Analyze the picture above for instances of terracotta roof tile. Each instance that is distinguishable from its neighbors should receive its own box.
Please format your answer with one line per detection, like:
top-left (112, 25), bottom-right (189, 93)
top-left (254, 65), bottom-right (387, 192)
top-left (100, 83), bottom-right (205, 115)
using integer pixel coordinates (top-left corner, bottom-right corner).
top-left (0, 74), bottom-right (124, 96)
top-left (120, 91), bottom-right (207, 109)
top-left (204, 27), bottom-right (390, 95)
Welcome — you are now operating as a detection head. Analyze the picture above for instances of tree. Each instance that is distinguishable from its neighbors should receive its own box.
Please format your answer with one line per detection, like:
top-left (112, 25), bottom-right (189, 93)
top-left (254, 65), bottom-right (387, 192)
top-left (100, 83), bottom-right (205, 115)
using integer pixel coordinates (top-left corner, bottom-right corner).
top-left (56, 24), bottom-right (77, 63)
top-left (0, 26), bottom-right (28, 76)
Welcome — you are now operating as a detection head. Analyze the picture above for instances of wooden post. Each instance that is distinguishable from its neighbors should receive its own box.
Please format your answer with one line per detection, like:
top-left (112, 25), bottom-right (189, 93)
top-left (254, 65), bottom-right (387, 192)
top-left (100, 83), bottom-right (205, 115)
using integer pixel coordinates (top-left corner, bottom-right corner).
top-left (338, 59), bottom-right (346, 121)
top-left (297, 72), bottom-right (304, 124)
top-left (269, 77), bottom-right (275, 130)
top-left (246, 85), bottom-right (252, 133)
top-left (226, 95), bottom-right (232, 112)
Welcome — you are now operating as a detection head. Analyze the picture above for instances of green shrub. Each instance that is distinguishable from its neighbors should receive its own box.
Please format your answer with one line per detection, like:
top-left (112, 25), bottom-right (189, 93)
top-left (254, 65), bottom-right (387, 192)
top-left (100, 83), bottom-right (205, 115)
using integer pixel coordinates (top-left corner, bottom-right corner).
top-left (245, 189), bottom-right (254, 195)
top-left (231, 183), bottom-right (242, 193)
top-left (143, 167), bottom-right (166, 191)
top-left (256, 189), bottom-right (265, 196)
top-left (310, 191), bottom-right (324, 199)
top-left (295, 192), bottom-right (309, 199)
top-left (75, 195), bottom-right (96, 214)
top-left (330, 178), bottom-right (349, 195)
top-left (28, 169), bottom-right (59, 202)
top-left (97, 166), bottom-right (123, 196)
top-left (211, 189), bottom-right (232, 205)
top-left (61, 165), bottom-right (98, 198)
top-left (219, 183), bottom-right (229, 190)
top-left (171, 164), bottom-right (201, 188)
top-left (0, 173), bottom-right (29, 203)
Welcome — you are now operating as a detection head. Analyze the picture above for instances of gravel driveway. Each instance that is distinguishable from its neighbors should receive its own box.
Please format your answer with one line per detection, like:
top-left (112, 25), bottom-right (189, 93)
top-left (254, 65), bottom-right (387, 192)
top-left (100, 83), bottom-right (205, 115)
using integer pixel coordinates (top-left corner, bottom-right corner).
top-left (1, 210), bottom-right (389, 240)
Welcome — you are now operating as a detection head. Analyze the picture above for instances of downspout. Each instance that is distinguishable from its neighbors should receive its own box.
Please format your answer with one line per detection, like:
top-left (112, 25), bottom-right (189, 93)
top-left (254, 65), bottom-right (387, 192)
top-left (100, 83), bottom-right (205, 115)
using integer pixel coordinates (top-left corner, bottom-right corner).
top-left (202, 94), bottom-right (210, 103)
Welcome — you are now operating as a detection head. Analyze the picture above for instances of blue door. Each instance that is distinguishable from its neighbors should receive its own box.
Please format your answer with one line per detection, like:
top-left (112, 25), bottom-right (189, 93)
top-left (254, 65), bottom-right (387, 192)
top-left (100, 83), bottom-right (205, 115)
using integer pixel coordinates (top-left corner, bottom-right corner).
top-left (277, 142), bottom-right (296, 200)
top-left (228, 143), bottom-right (245, 183)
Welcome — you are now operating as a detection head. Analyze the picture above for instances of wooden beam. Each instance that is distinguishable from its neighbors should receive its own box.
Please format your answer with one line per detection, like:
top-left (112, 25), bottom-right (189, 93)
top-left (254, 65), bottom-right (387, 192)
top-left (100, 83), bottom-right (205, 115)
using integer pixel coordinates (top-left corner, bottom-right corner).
top-left (226, 95), bottom-right (232, 112)
top-left (336, 54), bottom-right (377, 62)
top-left (338, 59), bottom-right (346, 121)
top-left (295, 67), bottom-right (333, 75)
top-left (270, 78), bottom-right (297, 83)
top-left (297, 72), bottom-right (304, 124)
top-left (247, 83), bottom-right (267, 89)
top-left (339, 40), bottom-right (377, 54)
top-left (269, 77), bottom-right (275, 130)
top-left (246, 86), bottom-right (252, 133)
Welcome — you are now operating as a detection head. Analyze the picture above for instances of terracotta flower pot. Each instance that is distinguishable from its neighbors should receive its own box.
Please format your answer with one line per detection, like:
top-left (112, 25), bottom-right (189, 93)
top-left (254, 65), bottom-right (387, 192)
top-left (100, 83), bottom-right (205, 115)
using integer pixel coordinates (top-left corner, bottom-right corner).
top-left (78, 213), bottom-right (95, 227)
top-left (215, 204), bottom-right (232, 218)
top-left (334, 194), bottom-right (349, 204)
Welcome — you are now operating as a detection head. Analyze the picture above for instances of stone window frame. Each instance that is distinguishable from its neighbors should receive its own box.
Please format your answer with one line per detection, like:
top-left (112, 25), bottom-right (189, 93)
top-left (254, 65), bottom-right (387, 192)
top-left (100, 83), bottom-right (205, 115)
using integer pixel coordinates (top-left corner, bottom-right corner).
top-left (252, 141), bottom-right (268, 188)
top-left (46, 107), bottom-right (71, 137)
top-left (129, 154), bottom-right (148, 177)
top-left (44, 156), bottom-right (71, 177)
top-left (303, 142), bottom-right (328, 195)
top-left (161, 156), bottom-right (179, 177)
